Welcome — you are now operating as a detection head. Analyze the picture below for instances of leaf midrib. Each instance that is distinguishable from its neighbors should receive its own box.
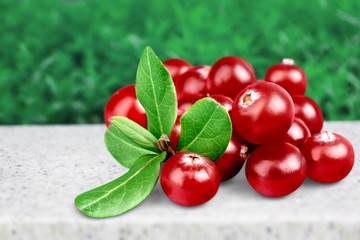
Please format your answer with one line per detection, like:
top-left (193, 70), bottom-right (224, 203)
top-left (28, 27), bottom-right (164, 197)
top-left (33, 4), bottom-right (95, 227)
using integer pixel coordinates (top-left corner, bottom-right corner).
top-left (79, 154), bottom-right (161, 211)
top-left (144, 47), bottom-right (164, 135)
top-left (111, 118), bottom-right (158, 150)
top-left (180, 105), bottom-right (219, 151)
top-left (107, 128), bottom-right (154, 160)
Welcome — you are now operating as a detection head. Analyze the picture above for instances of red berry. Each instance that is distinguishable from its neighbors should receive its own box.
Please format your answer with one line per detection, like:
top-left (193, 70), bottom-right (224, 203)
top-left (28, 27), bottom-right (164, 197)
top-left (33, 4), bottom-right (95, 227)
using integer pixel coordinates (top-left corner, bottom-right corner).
top-left (160, 152), bottom-right (220, 206)
top-left (175, 65), bottom-right (210, 100)
top-left (178, 94), bottom-right (233, 116)
top-left (264, 59), bottom-right (307, 96)
top-left (301, 131), bottom-right (355, 183)
top-left (207, 56), bottom-right (256, 99)
top-left (231, 81), bottom-right (295, 145)
top-left (104, 84), bottom-right (147, 128)
top-left (246, 142), bottom-right (306, 197)
top-left (292, 95), bottom-right (323, 134)
top-left (215, 133), bottom-right (249, 181)
top-left (170, 116), bottom-right (181, 151)
top-left (206, 95), bottom-right (248, 181)
top-left (243, 140), bottom-right (259, 154)
top-left (279, 117), bottom-right (311, 148)
top-left (177, 94), bottom-right (204, 113)
top-left (163, 58), bottom-right (193, 83)
top-left (210, 94), bottom-right (234, 113)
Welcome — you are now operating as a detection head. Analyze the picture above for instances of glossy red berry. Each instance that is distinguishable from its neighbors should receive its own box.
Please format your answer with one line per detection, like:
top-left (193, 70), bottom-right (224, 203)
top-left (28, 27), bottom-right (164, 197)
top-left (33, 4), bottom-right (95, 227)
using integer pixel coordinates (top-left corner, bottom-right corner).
top-left (177, 94), bottom-right (203, 113)
top-left (231, 81), bottom-right (295, 145)
top-left (175, 65), bottom-right (210, 100)
top-left (210, 94), bottom-right (234, 113)
top-left (170, 116), bottom-right (181, 151)
top-left (279, 117), bottom-right (311, 148)
top-left (292, 95), bottom-right (323, 134)
top-left (215, 133), bottom-right (249, 181)
top-left (163, 58), bottom-right (193, 83)
top-left (207, 56), bottom-right (256, 99)
top-left (301, 131), bottom-right (355, 183)
top-left (160, 152), bottom-right (220, 206)
top-left (264, 59), bottom-right (307, 96)
top-left (246, 142), bottom-right (307, 197)
top-left (206, 95), bottom-right (248, 181)
top-left (104, 84), bottom-right (147, 128)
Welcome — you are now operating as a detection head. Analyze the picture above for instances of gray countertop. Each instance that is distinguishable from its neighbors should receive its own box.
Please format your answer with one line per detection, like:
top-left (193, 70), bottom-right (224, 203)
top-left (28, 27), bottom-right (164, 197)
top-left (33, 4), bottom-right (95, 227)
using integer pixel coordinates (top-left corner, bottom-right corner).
top-left (1, 122), bottom-right (359, 240)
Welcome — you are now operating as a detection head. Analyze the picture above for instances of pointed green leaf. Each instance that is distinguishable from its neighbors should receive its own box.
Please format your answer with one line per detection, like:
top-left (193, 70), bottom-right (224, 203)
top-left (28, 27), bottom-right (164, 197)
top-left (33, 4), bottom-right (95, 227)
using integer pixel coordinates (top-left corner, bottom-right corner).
top-left (75, 152), bottom-right (166, 218)
top-left (135, 46), bottom-right (177, 138)
top-left (177, 98), bottom-right (232, 161)
top-left (105, 116), bottom-right (161, 168)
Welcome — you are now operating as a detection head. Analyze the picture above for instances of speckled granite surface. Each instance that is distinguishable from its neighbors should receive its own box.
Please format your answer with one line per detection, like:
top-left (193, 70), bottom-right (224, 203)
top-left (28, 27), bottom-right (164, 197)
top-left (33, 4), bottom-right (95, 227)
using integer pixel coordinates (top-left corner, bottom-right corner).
top-left (0, 122), bottom-right (359, 240)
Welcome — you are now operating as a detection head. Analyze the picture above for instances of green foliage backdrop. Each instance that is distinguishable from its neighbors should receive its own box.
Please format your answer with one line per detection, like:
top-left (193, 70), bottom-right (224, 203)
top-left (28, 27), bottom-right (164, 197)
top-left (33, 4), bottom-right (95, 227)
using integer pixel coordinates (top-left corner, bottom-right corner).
top-left (0, 0), bottom-right (359, 124)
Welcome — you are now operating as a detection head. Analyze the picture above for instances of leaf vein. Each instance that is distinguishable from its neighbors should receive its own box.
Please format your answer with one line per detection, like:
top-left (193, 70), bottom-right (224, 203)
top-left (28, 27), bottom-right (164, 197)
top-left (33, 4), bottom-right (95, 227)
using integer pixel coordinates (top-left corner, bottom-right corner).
top-left (181, 106), bottom-right (220, 151)
top-left (79, 155), bottom-right (159, 211)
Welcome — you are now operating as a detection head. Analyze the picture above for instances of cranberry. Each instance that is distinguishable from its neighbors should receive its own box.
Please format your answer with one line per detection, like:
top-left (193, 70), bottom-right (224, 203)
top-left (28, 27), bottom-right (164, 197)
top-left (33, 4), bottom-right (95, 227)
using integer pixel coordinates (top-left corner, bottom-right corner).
top-left (231, 81), bottom-right (295, 145)
top-left (264, 59), bottom-right (307, 96)
top-left (160, 152), bottom-right (220, 206)
top-left (175, 65), bottom-right (210, 100)
top-left (246, 142), bottom-right (306, 197)
top-left (239, 58), bottom-right (256, 75)
top-left (301, 131), bottom-right (355, 183)
top-left (215, 133), bottom-right (249, 181)
top-left (104, 84), bottom-right (147, 128)
top-left (205, 95), bottom-right (248, 181)
top-left (243, 141), bottom-right (259, 154)
top-left (177, 94), bottom-right (233, 116)
top-left (209, 94), bottom-right (234, 113)
top-left (279, 117), bottom-right (311, 148)
top-left (163, 58), bottom-right (193, 83)
top-left (170, 116), bottom-right (181, 151)
top-left (292, 95), bottom-right (323, 134)
top-left (177, 94), bottom-right (204, 113)
top-left (207, 56), bottom-right (256, 99)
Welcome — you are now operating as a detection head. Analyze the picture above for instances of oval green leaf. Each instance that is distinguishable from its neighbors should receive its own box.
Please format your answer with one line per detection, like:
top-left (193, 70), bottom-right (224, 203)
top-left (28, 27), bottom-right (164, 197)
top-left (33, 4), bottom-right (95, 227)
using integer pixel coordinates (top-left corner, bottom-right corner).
top-left (135, 46), bottom-right (177, 139)
top-left (177, 98), bottom-right (232, 161)
top-left (75, 152), bottom-right (166, 218)
top-left (105, 116), bottom-right (161, 168)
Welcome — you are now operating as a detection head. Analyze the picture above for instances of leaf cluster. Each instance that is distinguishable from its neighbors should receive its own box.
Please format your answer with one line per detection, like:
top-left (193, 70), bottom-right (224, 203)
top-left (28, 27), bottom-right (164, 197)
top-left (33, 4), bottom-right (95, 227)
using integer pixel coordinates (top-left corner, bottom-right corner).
top-left (75, 47), bottom-right (231, 218)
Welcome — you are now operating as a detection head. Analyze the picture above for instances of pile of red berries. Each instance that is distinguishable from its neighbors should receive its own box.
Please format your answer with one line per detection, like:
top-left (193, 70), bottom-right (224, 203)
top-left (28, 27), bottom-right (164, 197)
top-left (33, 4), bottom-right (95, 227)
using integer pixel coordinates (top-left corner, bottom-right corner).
top-left (104, 56), bottom-right (355, 206)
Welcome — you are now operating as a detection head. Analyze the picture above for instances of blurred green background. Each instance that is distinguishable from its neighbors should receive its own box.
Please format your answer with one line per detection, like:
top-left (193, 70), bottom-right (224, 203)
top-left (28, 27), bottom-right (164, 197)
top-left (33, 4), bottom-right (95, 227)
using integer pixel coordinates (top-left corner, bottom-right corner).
top-left (0, 0), bottom-right (359, 124)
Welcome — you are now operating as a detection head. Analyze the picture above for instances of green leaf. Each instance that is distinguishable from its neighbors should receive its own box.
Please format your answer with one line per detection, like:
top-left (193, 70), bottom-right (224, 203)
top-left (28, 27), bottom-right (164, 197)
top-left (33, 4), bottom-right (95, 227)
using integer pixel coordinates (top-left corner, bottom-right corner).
top-left (105, 116), bottom-right (161, 168)
top-left (75, 152), bottom-right (166, 218)
top-left (177, 97), bottom-right (232, 161)
top-left (135, 46), bottom-right (177, 139)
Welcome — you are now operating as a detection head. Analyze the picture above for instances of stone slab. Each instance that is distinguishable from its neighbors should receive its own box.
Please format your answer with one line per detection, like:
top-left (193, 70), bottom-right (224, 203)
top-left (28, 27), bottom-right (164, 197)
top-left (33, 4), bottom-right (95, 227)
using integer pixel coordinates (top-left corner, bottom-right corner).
top-left (0, 122), bottom-right (359, 240)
